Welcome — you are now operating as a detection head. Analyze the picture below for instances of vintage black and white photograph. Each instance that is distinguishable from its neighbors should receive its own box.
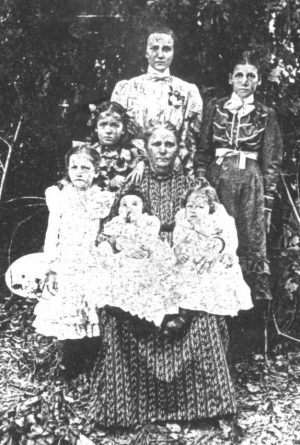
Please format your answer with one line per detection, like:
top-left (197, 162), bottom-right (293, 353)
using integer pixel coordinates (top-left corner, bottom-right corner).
top-left (0, 1), bottom-right (299, 444)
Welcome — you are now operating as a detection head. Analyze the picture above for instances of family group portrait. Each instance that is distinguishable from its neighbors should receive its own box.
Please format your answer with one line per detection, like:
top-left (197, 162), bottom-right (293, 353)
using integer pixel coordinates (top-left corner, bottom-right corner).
top-left (0, 0), bottom-right (299, 444)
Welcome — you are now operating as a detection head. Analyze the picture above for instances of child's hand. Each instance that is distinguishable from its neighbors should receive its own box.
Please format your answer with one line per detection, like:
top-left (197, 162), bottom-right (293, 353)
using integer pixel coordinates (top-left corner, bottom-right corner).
top-left (127, 161), bottom-right (145, 184)
top-left (110, 175), bottom-right (126, 190)
top-left (45, 270), bottom-right (58, 295)
top-left (174, 245), bottom-right (189, 264)
top-left (195, 257), bottom-right (215, 274)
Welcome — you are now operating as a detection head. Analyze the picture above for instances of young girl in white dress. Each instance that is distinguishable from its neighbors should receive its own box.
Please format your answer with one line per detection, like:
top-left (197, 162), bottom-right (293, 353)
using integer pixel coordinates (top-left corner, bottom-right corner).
top-left (33, 145), bottom-right (115, 340)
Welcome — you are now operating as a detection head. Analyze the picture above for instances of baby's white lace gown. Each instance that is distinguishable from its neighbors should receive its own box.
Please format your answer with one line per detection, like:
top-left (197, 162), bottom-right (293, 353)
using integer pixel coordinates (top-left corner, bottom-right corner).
top-left (165, 205), bottom-right (253, 317)
top-left (93, 214), bottom-right (175, 326)
top-left (93, 205), bottom-right (252, 326)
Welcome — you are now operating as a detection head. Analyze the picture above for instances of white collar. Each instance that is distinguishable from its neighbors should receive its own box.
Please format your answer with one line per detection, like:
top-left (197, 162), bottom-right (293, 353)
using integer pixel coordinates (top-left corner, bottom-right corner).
top-left (147, 66), bottom-right (171, 78)
top-left (224, 92), bottom-right (255, 116)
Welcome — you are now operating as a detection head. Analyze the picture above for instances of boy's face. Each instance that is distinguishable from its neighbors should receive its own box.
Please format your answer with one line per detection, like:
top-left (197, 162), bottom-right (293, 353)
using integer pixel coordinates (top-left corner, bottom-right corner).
top-left (229, 64), bottom-right (261, 99)
top-left (119, 195), bottom-right (143, 221)
top-left (146, 33), bottom-right (174, 73)
top-left (68, 154), bottom-right (98, 190)
top-left (185, 193), bottom-right (210, 224)
top-left (97, 112), bottom-right (124, 146)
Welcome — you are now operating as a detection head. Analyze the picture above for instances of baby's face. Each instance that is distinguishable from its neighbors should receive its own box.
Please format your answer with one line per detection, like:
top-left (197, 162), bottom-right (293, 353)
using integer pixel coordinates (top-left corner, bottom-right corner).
top-left (119, 195), bottom-right (143, 221)
top-left (185, 193), bottom-right (210, 224)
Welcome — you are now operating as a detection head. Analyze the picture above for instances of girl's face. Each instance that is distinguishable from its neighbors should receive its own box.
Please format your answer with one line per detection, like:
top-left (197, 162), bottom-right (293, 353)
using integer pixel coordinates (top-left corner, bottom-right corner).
top-left (119, 195), bottom-right (143, 221)
top-left (68, 153), bottom-right (98, 190)
top-left (97, 112), bottom-right (124, 146)
top-left (229, 64), bottom-right (261, 99)
top-left (146, 128), bottom-right (178, 175)
top-left (185, 193), bottom-right (210, 223)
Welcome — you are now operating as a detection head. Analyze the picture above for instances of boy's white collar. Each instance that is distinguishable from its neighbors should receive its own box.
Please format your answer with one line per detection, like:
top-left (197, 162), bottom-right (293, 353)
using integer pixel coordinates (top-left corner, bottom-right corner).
top-left (224, 92), bottom-right (255, 115)
top-left (225, 92), bottom-right (254, 109)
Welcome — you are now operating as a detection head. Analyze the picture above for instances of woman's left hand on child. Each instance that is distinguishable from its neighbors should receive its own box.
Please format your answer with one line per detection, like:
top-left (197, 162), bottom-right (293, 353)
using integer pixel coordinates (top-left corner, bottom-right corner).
top-left (127, 161), bottom-right (145, 184)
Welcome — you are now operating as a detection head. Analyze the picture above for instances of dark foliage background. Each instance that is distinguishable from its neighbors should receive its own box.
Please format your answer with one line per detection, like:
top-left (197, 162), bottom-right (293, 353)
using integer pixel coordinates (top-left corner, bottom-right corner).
top-left (0, 0), bottom-right (299, 336)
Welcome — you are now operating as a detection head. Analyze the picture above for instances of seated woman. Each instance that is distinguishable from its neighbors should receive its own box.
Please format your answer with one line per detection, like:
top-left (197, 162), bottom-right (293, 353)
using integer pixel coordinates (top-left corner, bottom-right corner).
top-left (88, 122), bottom-right (237, 430)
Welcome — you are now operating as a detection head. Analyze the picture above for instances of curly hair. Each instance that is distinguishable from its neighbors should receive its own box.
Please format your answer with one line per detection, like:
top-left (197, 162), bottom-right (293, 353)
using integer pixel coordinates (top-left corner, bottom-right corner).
top-left (183, 185), bottom-right (220, 214)
top-left (89, 101), bottom-right (142, 147)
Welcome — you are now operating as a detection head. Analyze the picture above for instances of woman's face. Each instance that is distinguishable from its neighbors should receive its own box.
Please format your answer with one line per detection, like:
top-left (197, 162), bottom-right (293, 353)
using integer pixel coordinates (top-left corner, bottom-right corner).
top-left (68, 154), bottom-right (98, 190)
top-left (119, 195), bottom-right (143, 221)
top-left (229, 64), bottom-right (260, 99)
top-left (146, 33), bottom-right (174, 73)
top-left (185, 193), bottom-right (210, 223)
top-left (146, 127), bottom-right (178, 175)
top-left (97, 112), bottom-right (124, 146)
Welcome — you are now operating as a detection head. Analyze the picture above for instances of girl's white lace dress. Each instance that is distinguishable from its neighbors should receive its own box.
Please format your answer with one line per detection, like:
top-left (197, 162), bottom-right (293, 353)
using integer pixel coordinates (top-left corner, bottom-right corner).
top-left (33, 184), bottom-right (114, 340)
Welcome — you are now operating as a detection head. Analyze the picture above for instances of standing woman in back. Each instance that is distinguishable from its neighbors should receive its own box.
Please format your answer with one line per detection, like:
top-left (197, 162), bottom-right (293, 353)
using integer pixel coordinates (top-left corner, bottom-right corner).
top-left (194, 51), bottom-right (283, 302)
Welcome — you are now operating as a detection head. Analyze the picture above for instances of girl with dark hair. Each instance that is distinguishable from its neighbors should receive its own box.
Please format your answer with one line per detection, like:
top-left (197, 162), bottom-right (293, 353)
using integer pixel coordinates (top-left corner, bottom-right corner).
top-left (194, 50), bottom-right (283, 302)
top-left (89, 101), bottom-right (141, 191)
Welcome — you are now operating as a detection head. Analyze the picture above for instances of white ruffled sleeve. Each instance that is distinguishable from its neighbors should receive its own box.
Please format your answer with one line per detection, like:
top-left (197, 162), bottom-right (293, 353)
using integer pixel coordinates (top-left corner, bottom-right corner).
top-left (43, 186), bottom-right (61, 269)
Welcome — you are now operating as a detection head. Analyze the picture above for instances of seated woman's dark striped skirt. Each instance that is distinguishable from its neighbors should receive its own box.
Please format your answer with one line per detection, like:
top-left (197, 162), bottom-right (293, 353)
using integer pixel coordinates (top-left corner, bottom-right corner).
top-left (89, 307), bottom-right (236, 428)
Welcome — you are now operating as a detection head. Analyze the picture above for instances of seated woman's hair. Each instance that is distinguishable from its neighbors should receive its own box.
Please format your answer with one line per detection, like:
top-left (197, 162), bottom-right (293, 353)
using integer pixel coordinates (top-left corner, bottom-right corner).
top-left (183, 184), bottom-right (220, 214)
top-left (143, 121), bottom-right (179, 147)
top-left (89, 101), bottom-right (142, 145)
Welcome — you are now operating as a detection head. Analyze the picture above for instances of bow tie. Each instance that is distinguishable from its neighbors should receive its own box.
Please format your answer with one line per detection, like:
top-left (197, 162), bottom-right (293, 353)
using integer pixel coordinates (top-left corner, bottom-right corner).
top-left (224, 94), bottom-right (255, 116)
top-left (147, 73), bottom-right (171, 82)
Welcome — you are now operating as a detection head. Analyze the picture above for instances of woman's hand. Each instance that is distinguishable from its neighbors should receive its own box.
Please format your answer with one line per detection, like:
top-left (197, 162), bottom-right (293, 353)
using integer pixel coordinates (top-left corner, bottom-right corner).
top-left (45, 270), bottom-right (58, 295)
top-left (126, 161), bottom-right (145, 184)
top-left (110, 175), bottom-right (126, 189)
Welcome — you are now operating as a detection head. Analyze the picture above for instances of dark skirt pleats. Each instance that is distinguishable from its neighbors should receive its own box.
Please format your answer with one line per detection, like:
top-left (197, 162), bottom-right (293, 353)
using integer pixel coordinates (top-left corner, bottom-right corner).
top-left (89, 308), bottom-right (236, 427)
